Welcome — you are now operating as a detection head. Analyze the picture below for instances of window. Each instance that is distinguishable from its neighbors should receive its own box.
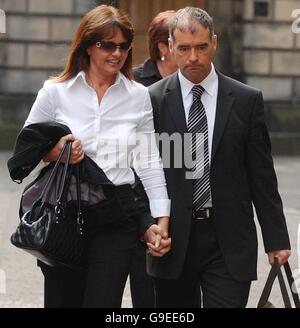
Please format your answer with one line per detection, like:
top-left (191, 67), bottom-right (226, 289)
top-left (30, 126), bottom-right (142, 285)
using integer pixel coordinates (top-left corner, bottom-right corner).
top-left (254, 1), bottom-right (269, 17)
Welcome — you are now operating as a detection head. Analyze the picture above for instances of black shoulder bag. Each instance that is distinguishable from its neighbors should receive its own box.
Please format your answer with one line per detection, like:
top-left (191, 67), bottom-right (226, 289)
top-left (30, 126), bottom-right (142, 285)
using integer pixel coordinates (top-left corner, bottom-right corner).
top-left (11, 142), bottom-right (86, 270)
top-left (257, 258), bottom-right (300, 308)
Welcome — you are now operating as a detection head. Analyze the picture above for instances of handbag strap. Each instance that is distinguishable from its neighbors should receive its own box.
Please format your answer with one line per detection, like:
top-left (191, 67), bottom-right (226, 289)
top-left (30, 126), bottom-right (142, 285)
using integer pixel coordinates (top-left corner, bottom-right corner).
top-left (38, 141), bottom-right (72, 202)
top-left (258, 259), bottom-right (279, 308)
top-left (258, 258), bottom-right (292, 308)
top-left (55, 142), bottom-right (72, 205)
top-left (284, 262), bottom-right (300, 308)
top-left (51, 146), bottom-right (84, 234)
top-left (75, 163), bottom-right (84, 235)
top-left (277, 262), bottom-right (292, 308)
top-left (53, 142), bottom-right (72, 222)
top-left (29, 142), bottom-right (72, 223)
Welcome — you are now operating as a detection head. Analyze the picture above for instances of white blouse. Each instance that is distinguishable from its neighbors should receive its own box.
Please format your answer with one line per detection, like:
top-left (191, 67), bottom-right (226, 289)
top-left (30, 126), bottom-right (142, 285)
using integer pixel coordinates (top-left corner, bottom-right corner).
top-left (25, 71), bottom-right (170, 218)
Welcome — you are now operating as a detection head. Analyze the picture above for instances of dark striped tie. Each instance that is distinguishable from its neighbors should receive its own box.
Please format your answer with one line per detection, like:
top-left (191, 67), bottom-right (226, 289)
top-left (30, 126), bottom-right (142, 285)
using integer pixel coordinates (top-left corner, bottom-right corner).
top-left (187, 85), bottom-right (210, 211)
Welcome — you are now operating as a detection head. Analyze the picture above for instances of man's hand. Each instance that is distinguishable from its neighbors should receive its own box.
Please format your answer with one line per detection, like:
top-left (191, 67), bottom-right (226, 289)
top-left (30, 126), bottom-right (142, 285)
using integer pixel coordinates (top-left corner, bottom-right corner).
top-left (143, 216), bottom-right (171, 257)
top-left (43, 134), bottom-right (84, 164)
top-left (153, 216), bottom-right (169, 247)
top-left (268, 249), bottom-right (291, 265)
top-left (147, 237), bottom-right (171, 257)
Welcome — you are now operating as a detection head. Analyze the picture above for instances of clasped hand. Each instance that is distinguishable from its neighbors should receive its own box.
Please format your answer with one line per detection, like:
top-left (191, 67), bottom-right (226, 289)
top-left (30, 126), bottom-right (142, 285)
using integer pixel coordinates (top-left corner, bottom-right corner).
top-left (143, 217), bottom-right (171, 257)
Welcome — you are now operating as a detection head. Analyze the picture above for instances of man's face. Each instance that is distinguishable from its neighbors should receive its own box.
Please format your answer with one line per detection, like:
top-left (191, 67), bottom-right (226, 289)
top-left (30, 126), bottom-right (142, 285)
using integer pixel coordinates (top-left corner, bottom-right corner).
top-left (169, 23), bottom-right (217, 84)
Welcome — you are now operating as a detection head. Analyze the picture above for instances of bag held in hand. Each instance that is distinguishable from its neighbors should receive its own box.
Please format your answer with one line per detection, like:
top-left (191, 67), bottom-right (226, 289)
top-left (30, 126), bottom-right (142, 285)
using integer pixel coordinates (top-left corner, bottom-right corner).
top-left (10, 142), bottom-right (86, 269)
top-left (257, 258), bottom-right (300, 308)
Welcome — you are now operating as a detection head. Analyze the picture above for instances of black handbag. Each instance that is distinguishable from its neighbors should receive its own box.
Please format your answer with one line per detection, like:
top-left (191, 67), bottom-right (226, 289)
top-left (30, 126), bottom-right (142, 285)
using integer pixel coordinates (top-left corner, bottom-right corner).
top-left (257, 258), bottom-right (300, 308)
top-left (11, 142), bottom-right (86, 270)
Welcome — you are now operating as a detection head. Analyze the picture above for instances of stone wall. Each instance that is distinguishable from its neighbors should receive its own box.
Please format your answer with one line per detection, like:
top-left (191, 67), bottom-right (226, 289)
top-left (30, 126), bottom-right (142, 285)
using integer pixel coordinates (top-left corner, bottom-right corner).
top-left (243, 0), bottom-right (300, 102)
top-left (206, 0), bottom-right (244, 79)
top-left (0, 0), bottom-right (299, 153)
top-left (0, 0), bottom-right (103, 149)
top-left (242, 0), bottom-right (300, 154)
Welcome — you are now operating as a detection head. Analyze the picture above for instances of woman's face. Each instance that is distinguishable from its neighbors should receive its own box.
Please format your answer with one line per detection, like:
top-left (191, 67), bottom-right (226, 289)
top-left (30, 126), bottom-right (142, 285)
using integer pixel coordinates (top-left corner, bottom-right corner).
top-left (87, 28), bottom-right (131, 78)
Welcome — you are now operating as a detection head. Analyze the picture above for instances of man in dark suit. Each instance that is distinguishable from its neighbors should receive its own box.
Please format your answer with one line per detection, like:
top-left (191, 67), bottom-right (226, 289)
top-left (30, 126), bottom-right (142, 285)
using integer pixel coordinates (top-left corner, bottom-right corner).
top-left (144, 6), bottom-right (291, 308)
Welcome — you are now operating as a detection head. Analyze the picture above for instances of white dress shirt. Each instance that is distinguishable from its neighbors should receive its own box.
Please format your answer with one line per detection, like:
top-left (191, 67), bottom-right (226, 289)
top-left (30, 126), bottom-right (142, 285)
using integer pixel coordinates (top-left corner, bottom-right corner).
top-left (178, 64), bottom-right (219, 207)
top-left (25, 71), bottom-right (170, 218)
top-left (178, 64), bottom-right (218, 162)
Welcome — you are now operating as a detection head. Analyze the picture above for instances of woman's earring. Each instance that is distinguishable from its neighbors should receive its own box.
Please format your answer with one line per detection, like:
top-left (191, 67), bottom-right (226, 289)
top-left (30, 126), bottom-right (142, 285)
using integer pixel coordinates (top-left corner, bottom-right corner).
top-left (161, 55), bottom-right (165, 61)
top-left (96, 42), bottom-right (101, 48)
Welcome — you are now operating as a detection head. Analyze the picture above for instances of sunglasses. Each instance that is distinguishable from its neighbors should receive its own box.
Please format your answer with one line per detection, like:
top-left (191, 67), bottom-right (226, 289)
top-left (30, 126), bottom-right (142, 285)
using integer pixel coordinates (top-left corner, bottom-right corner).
top-left (95, 41), bottom-right (132, 52)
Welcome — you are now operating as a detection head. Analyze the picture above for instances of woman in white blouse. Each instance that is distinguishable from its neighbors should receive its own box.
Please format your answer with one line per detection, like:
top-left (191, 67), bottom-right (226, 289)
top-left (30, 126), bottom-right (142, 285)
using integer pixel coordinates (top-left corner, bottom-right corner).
top-left (25, 5), bottom-right (171, 307)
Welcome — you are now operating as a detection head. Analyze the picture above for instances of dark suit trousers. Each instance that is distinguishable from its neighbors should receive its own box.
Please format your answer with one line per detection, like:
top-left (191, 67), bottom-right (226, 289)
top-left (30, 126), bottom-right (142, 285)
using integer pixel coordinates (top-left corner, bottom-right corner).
top-left (154, 218), bottom-right (251, 308)
top-left (39, 262), bottom-right (85, 308)
top-left (129, 242), bottom-right (155, 308)
top-left (129, 173), bottom-right (155, 308)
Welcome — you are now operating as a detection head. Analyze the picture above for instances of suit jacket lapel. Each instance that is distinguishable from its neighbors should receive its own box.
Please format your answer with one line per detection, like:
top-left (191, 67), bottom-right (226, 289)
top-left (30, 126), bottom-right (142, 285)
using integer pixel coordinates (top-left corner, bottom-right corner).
top-left (165, 73), bottom-right (188, 134)
top-left (163, 72), bottom-right (235, 161)
top-left (211, 73), bottom-right (235, 162)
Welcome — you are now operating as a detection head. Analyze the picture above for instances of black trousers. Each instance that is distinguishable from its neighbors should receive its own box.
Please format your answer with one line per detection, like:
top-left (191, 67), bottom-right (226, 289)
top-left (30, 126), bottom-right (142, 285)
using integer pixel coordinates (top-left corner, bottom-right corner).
top-left (154, 217), bottom-right (251, 308)
top-left (40, 184), bottom-right (140, 308)
top-left (82, 184), bottom-right (139, 308)
top-left (39, 261), bottom-right (85, 308)
top-left (129, 242), bottom-right (155, 308)
top-left (129, 172), bottom-right (155, 307)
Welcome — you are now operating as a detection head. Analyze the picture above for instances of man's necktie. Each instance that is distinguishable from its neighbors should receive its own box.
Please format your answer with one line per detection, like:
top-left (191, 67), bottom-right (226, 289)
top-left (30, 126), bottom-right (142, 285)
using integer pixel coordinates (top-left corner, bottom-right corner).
top-left (187, 85), bottom-right (210, 210)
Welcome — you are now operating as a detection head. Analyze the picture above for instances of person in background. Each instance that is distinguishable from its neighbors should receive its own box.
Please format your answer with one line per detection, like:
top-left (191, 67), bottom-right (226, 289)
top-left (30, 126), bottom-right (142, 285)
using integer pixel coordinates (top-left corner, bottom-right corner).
top-left (133, 10), bottom-right (177, 86)
top-left (23, 5), bottom-right (170, 308)
top-left (130, 10), bottom-right (177, 308)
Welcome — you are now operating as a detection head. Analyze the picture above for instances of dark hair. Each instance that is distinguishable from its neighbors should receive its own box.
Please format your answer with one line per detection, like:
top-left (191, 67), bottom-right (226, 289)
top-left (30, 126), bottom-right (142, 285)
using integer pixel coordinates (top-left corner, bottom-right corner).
top-left (148, 10), bottom-right (175, 61)
top-left (53, 5), bottom-right (134, 82)
top-left (169, 7), bottom-right (214, 41)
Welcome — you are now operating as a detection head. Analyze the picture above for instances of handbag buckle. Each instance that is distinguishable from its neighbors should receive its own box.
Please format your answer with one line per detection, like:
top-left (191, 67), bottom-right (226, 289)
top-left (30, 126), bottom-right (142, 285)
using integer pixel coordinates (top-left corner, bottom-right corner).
top-left (54, 203), bottom-right (64, 223)
top-left (77, 212), bottom-right (84, 235)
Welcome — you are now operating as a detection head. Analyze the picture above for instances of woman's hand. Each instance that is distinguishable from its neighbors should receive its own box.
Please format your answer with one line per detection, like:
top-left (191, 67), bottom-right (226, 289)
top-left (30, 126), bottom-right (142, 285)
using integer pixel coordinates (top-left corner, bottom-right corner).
top-left (154, 216), bottom-right (169, 246)
top-left (144, 216), bottom-right (171, 257)
top-left (43, 134), bottom-right (85, 164)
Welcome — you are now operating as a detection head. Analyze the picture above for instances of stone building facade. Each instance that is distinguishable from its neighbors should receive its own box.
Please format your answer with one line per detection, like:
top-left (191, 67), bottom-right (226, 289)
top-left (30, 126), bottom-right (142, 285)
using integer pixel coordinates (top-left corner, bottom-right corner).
top-left (243, 0), bottom-right (300, 102)
top-left (241, 0), bottom-right (300, 154)
top-left (0, 0), bottom-right (299, 153)
top-left (0, 0), bottom-right (102, 149)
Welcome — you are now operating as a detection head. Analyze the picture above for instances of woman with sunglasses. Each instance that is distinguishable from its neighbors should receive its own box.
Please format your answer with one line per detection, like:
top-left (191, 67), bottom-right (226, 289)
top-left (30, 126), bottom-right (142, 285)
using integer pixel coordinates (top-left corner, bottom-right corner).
top-left (24, 5), bottom-right (171, 308)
